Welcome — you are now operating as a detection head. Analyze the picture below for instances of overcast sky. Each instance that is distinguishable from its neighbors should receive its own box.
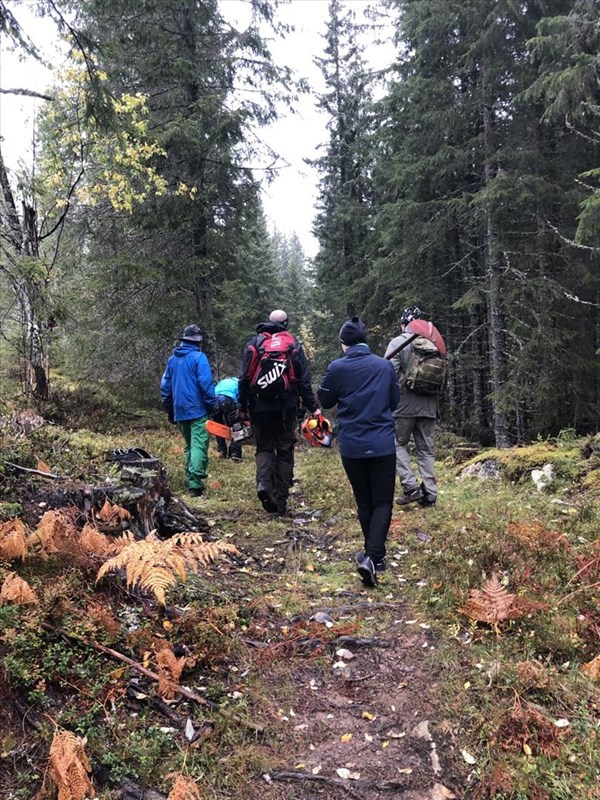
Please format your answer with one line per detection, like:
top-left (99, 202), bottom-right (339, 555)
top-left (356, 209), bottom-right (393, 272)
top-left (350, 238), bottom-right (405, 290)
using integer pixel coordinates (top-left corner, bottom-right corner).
top-left (0, 0), bottom-right (395, 258)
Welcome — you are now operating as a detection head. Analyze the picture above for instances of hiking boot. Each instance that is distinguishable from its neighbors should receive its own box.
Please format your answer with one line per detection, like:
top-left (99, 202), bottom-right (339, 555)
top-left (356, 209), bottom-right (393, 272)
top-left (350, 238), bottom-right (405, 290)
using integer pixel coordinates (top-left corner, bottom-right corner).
top-left (355, 551), bottom-right (386, 573)
top-left (257, 483), bottom-right (278, 513)
top-left (395, 487), bottom-right (424, 506)
top-left (357, 554), bottom-right (377, 587)
top-left (418, 482), bottom-right (437, 507)
top-left (188, 487), bottom-right (204, 497)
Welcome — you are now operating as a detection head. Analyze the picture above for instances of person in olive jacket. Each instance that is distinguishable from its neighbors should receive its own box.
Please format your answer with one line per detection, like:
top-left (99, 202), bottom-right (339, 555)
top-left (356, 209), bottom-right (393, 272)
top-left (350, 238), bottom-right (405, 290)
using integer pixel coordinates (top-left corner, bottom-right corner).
top-left (160, 324), bottom-right (216, 497)
top-left (318, 317), bottom-right (399, 587)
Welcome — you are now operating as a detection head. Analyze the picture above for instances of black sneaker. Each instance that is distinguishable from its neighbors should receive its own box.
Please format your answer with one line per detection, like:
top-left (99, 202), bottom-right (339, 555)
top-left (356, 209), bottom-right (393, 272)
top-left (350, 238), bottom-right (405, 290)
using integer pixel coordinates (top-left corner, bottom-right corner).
top-left (357, 555), bottom-right (377, 587)
top-left (257, 483), bottom-right (278, 513)
top-left (395, 487), bottom-right (424, 506)
top-left (355, 551), bottom-right (386, 573)
top-left (188, 487), bottom-right (204, 497)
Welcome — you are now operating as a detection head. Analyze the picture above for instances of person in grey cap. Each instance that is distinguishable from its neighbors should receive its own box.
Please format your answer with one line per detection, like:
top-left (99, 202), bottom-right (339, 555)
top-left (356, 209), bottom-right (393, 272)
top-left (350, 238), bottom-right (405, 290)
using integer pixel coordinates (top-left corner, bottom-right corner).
top-left (160, 324), bottom-right (217, 497)
top-left (318, 317), bottom-right (399, 587)
top-left (239, 309), bottom-right (320, 516)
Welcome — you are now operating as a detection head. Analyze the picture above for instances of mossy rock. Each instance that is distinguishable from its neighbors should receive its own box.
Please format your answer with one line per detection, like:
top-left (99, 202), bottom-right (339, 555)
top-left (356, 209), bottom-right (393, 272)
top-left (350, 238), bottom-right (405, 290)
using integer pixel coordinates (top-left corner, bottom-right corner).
top-left (582, 468), bottom-right (600, 496)
top-left (459, 441), bottom-right (583, 482)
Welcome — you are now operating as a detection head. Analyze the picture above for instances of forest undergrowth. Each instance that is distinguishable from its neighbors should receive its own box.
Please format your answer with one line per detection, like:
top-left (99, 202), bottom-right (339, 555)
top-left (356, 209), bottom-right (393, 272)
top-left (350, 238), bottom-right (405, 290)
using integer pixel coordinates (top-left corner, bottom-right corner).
top-left (0, 409), bottom-right (599, 800)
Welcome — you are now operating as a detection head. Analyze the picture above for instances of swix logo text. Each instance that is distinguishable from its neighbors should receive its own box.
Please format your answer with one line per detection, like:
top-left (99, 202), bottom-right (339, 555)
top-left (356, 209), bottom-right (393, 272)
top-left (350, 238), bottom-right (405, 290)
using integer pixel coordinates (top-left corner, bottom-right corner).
top-left (257, 361), bottom-right (287, 389)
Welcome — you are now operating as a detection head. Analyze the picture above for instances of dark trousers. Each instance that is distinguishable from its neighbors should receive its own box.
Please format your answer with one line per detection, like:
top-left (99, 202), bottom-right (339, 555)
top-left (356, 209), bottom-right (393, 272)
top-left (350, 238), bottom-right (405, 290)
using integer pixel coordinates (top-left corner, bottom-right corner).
top-left (252, 407), bottom-right (296, 508)
top-left (214, 396), bottom-right (242, 461)
top-left (341, 453), bottom-right (396, 563)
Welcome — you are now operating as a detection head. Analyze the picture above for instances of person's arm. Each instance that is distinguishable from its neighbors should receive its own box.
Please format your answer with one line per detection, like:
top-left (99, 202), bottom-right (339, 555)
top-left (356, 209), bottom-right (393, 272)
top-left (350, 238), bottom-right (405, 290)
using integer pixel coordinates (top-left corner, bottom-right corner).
top-left (237, 342), bottom-right (253, 414)
top-left (294, 343), bottom-right (319, 414)
top-left (196, 354), bottom-right (217, 412)
top-left (388, 362), bottom-right (400, 410)
top-left (160, 364), bottom-right (175, 423)
top-left (317, 363), bottom-right (339, 410)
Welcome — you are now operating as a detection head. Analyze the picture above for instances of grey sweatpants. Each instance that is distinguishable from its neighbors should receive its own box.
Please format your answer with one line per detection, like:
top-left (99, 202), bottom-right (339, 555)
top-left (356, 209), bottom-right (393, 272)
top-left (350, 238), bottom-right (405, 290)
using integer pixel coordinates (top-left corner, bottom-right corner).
top-left (394, 416), bottom-right (437, 499)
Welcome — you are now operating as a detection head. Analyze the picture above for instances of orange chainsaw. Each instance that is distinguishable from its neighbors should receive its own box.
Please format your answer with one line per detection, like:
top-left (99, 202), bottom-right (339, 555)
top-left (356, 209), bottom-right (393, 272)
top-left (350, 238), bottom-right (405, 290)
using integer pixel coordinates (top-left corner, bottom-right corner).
top-left (205, 419), bottom-right (254, 444)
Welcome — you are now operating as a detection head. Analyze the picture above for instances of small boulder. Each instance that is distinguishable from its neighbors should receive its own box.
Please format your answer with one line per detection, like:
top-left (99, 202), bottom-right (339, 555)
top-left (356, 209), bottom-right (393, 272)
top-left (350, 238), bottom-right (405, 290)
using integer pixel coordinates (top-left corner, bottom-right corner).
top-left (532, 463), bottom-right (554, 492)
top-left (458, 459), bottom-right (501, 481)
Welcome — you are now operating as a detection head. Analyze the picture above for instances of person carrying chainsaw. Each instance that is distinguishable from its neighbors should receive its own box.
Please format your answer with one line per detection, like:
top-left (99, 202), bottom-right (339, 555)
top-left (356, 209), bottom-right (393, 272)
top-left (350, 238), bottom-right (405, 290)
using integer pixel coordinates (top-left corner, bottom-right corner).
top-left (238, 309), bottom-right (320, 516)
top-left (318, 317), bottom-right (399, 588)
top-left (213, 377), bottom-right (243, 462)
top-left (384, 306), bottom-right (447, 508)
top-left (160, 324), bottom-right (217, 498)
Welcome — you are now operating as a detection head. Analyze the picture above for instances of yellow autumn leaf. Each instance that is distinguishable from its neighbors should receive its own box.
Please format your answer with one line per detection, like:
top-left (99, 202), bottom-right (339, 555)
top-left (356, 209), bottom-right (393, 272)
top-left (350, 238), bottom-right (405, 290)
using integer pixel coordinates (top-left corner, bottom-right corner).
top-left (382, 740), bottom-right (390, 748)
top-left (361, 711), bottom-right (376, 721)
top-left (341, 733), bottom-right (353, 742)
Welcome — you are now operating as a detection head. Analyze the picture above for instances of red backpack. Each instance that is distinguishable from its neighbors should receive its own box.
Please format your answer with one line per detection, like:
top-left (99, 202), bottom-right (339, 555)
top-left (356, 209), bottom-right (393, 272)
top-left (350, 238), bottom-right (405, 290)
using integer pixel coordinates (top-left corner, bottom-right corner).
top-left (246, 331), bottom-right (297, 399)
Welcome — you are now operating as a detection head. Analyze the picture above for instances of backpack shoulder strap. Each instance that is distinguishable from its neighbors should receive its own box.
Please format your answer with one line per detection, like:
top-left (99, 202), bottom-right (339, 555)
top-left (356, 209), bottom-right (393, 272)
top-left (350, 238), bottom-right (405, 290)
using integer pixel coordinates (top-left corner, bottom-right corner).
top-left (384, 333), bottom-right (418, 361)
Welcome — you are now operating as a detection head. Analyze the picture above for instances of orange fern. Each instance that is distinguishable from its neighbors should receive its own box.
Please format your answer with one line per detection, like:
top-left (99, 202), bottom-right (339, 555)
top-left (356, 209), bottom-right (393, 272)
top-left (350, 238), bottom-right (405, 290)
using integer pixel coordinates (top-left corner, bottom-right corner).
top-left (167, 775), bottom-right (203, 800)
top-left (459, 573), bottom-right (546, 626)
top-left (96, 533), bottom-right (239, 606)
top-left (155, 642), bottom-right (188, 700)
top-left (581, 654), bottom-right (600, 682)
top-left (28, 508), bottom-right (80, 558)
top-left (93, 499), bottom-right (131, 532)
top-left (0, 572), bottom-right (38, 605)
top-left (0, 518), bottom-right (28, 560)
top-left (78, 525), bottom-right (134, 560)
top-left (47, 729), bottom-right (95, 800)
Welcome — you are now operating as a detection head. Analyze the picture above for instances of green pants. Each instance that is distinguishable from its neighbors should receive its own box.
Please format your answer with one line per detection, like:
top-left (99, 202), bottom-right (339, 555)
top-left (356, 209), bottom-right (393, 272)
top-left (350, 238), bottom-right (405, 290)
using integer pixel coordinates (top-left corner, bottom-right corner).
top-left (178, 417), bottom-right (209, 490)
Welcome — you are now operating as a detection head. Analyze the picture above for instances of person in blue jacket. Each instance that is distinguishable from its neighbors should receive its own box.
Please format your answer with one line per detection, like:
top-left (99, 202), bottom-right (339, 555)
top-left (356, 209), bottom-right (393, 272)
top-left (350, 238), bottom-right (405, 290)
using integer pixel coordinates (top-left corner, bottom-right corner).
top-left (318, 317), bottom-right (399, 587)
top-left (214, 377), bottom-right (243, 461)
top-left (160, 324), bottom-right (217, 497)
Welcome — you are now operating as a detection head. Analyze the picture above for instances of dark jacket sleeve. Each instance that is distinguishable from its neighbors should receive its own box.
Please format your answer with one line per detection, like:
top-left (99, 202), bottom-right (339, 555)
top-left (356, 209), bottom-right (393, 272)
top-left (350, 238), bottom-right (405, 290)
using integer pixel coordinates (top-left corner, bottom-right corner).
top-left (388, 361), bottom-right (400, 411)
top-left (317, 362), bottom-right (339, 410)
top-left (293, 341), bottom-right (318, 412)
top-left (237, 340), bottom-right (254, 412)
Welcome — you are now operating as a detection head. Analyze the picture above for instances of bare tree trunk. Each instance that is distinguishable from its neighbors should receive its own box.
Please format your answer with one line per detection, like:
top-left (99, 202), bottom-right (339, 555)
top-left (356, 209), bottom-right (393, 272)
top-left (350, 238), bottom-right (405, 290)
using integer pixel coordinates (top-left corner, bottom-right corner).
top-left (0, 145), bottom-right (50, 400)
top-left (181, 3), bottom-right (216, 368)
top-left (483, 103), bottom-right (510, 448)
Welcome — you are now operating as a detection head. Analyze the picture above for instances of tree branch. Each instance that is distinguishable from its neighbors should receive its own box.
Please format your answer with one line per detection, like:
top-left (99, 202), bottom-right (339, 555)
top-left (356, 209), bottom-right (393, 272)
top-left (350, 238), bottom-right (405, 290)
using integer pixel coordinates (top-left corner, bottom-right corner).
top-left (0, 87), bottom-right (54, 101)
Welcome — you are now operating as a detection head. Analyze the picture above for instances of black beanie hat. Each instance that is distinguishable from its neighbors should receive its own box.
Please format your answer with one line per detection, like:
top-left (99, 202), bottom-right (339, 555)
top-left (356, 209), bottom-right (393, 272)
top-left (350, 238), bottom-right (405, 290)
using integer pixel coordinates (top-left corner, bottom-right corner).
top-left (339, 316), bottom-right (368, 346)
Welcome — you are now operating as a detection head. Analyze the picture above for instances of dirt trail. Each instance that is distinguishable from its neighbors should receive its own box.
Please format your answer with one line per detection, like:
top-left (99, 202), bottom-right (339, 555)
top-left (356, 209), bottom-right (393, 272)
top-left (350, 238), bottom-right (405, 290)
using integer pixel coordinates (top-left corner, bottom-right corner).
top-left (222, 479), bottom-right (470, 800)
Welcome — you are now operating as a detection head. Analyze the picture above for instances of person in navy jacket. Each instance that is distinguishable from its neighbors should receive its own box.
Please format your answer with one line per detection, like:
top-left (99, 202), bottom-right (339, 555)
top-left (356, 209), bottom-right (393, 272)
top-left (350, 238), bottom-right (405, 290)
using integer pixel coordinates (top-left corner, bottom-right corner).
top-left (318, 317), bottom-right (399, 587)
top-left (160, 324), bottom-right (217, 497)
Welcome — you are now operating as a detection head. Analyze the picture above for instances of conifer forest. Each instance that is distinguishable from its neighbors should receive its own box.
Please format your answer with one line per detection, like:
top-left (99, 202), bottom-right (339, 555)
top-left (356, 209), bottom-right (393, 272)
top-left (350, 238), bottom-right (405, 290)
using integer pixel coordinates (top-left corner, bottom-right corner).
top-left (0, 0), bottom-right (598, 446)
top-left (1, 4), bottom-right (600, 800)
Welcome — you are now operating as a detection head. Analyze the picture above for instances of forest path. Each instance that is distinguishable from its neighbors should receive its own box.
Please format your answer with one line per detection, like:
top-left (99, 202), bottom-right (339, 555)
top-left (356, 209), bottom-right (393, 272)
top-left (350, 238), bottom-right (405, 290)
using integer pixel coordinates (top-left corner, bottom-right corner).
top-left (206, 451), bottom-right (470, 800)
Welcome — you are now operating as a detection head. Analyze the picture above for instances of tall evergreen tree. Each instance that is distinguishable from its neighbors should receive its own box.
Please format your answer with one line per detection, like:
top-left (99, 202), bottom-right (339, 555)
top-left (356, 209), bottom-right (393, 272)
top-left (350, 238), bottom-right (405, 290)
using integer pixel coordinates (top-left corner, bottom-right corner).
top-left (368, 0), bottom-right (599, 442)
top-left (44, 0), bottom-right (296, 397)
top-left (312, 0), bottom-right (376, 350)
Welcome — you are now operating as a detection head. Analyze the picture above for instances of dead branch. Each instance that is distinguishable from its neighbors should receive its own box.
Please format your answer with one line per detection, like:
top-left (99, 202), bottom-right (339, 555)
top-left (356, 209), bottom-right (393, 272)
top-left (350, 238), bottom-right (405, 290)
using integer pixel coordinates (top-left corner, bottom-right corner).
top-left (0, 87), bottom-right (54, 101)
top-left (270, 771), bottom-right (363, 798)
top-left (314, 602), bottom-right (405, 614)
top-left (42, 623), bottom-right (264, 734)
top-left (4, 461), bottom-right (65, 479)
top-left (332, 635), bottom-right (391, 649)
top-left (270, 771), bottom-right (414, 795)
